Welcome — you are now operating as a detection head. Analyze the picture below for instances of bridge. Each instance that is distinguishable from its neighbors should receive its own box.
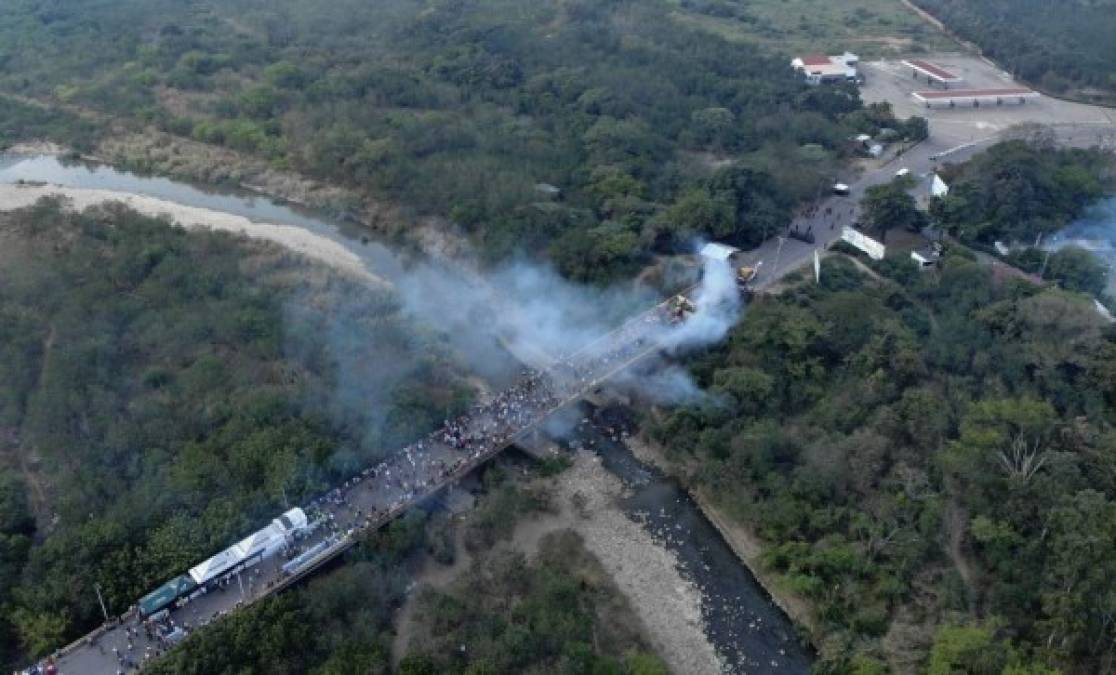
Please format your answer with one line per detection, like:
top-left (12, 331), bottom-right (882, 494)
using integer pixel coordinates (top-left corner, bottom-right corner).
top-left (40, 119), bottom-right (1111, 674)
top-left (42, 288), bottom-right (699, 674)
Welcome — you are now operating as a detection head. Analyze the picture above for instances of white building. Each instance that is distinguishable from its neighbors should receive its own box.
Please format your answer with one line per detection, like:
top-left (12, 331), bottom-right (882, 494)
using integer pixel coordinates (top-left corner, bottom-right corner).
top-left (791, 53), bottom-right (859, 85)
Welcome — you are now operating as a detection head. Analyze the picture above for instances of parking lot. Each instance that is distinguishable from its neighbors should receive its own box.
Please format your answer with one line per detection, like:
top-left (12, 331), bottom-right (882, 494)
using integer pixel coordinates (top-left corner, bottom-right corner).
top-left (859, 53), bottom-right (1116, 148)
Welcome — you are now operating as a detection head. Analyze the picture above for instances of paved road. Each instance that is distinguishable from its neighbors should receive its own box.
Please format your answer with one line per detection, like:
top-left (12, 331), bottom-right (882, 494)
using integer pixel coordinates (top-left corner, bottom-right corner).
top-left (738, 123), bottom-right (1116, 287)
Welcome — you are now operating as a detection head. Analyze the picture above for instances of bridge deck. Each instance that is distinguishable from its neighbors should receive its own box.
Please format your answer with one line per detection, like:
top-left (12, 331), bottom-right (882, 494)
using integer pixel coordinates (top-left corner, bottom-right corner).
top-left (45, 295), bottom-right (676, 674)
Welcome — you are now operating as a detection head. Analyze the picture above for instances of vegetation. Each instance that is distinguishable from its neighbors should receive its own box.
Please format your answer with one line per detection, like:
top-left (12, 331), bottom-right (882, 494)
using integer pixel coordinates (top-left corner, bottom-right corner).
top-left (0, 96), bottom-right (99, 153)
top-left (653, 243), bottom-right (1116, 671)
top-left (1006, 245), bottom-right (1111, 298)
top-left (911, 0), bottom-right (1116, 103)
top-left (650, 141), bottom-right (1116, 670)
top-left (932, 138), bottom-right (1115, 245)
top-left (669, 0), bottom-right (955, 58)
top-left (401, 530), bottom-right (666, 675)
top-left (861, 176), bottom-right (927, 242)
top-left (0, 0), bottom-right (924, 280)
top-left (0, 199), bottom-right (473, 667)
top-left (145, 467), bottom-right (664, 675)
top-left (147, 509), bottom-right (432, 675)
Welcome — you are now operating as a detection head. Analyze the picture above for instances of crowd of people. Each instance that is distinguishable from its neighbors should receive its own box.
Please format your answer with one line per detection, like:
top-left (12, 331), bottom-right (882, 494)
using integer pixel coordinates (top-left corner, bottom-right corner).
top-left (48, 303), bottom-right (676, 675)
top-left (313, 310), bottom-right (673, 538)
top-left (303, 367), bottom-right (569, 540)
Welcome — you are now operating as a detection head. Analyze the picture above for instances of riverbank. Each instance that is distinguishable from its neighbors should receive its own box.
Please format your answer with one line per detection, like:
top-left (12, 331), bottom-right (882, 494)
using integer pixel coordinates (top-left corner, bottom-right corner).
top-left (396, 451), bottom-right (725, 675)
top-left (625, 432), bottom-right (821, 645)
top-left (0, 182), bottom-right (388, 286)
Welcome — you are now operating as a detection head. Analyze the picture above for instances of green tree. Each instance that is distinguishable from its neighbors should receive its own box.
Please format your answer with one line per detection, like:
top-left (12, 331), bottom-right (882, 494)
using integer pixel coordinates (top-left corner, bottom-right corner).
top-left (861, 179), bottom-right (927, 242)
top-left (928, 624), bottom-right (1010, 675)
top-left (1038, 490), bottom-right (1116, 656)
top-left (1045, 246), bottom-right (1106, 295)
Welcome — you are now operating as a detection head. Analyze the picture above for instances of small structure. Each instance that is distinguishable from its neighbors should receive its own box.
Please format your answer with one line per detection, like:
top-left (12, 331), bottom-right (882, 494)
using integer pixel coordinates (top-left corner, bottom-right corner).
top-left (911, 242), bottom-right (943, 268)
top-left (534, 183), bottom-right (562, 199)
top-left (699, 241), bottom-right (741, 262)
top-left (912, 88), bottom-right (1038, 108)
top-left (901, 59), bottom-right (962, 89)
top-left (930, 173), bottom-right (949, 198)
top-left (841, 226), bottom-right (886, 260)
top-left (1094, 300), bottom-right (1114, 324)
top-left (867, 143), bottom-right (884, 158)
top-left (791, 53), bottom-right (859, 85)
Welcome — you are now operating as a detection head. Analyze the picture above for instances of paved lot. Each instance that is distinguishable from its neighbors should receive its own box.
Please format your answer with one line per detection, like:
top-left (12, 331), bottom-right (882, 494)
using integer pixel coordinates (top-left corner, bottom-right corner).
top-left (861, 53), bottom-right (1116, 147)
top-left (720, 52), bottom-right (1116, 287)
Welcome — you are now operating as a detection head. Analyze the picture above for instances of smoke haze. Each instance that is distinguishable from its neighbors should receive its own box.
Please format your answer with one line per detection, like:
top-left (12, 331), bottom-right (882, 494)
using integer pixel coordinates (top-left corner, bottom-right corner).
top-left (289, 244), bottom-right (745, 459)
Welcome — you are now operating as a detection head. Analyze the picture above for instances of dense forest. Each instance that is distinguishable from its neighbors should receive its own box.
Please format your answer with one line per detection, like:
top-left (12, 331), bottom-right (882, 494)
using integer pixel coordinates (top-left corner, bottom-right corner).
top-left (0, 0), bottom-right (925, 280)
top-left (0, 199), bottom-right (475, 667)
top-left (932, 137), bottom-right (1114, 247)
top-left (911, 0), bottom-right (1116, 102)
top-left (653, 143), bottom-right (1116, 673)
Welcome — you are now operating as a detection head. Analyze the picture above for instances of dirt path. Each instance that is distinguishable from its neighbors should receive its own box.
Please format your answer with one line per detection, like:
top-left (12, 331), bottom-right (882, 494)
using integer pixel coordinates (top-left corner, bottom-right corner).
top-left (943, 478), bottom-right (978, 608)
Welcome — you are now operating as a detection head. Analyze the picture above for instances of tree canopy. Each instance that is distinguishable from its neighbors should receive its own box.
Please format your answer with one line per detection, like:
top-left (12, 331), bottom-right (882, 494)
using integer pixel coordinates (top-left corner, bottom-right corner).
top-left (0, 199), bottom-right (473, 666)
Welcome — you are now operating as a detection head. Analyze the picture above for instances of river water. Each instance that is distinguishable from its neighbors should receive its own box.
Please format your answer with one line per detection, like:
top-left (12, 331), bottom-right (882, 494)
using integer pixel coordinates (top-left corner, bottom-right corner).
top-left (0, 152), bottom-right (813, 673)
top-left (0, 152), bottom-right (409, 280)
top-left (576, 403), bottom-right (812, 674)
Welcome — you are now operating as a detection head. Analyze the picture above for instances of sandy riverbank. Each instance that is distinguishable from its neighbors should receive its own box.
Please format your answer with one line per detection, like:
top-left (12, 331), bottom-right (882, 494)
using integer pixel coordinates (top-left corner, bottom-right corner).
top-left (396, 451), bottom-right (724, 675)
top-left (0, 182), bottom-right (388, 286)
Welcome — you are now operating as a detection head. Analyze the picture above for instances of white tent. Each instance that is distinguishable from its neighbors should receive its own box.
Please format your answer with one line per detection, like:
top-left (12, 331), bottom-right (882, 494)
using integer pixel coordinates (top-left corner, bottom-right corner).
top-left (699, 242), bottom-right (740, 262)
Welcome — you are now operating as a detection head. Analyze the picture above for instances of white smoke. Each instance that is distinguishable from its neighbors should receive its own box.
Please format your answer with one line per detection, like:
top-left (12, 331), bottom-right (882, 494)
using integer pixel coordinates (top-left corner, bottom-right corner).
top-left (389, 247), bottom-right (743, 406)
top-left (1044, 195), bottom-right (1116, 295)
top-left (298, 241), bottom-right (745, 439)
top-left (658, 256), bottom-right (742, 354)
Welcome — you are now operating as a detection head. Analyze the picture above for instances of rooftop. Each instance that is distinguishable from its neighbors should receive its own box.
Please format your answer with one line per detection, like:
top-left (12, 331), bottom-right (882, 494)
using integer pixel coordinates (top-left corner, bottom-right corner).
top-left (902, 59), bottom-right (961, 82)
top-left (699, 242), bottom-right (740, 261)
top-left (799, 54), bottom-right (832, 67)
top-left (913, 87), bottom-right (1036, 100)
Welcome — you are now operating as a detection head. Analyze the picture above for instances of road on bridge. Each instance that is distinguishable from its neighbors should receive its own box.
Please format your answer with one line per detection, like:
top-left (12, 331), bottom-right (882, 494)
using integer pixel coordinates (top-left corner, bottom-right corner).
top-left (47, 295), bottom-right (678, 674)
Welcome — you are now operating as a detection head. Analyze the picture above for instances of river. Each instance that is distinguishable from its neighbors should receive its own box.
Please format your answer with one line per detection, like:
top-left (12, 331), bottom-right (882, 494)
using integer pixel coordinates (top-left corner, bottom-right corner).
top-left (0, 152), bottom-right (813, 673)
top-left (574, 403), bottom-right (812, 674)
top-left (0, 152), bottom-right (407, 279)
